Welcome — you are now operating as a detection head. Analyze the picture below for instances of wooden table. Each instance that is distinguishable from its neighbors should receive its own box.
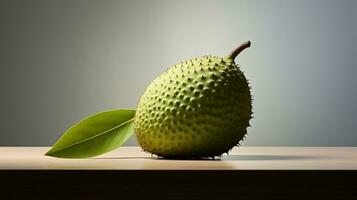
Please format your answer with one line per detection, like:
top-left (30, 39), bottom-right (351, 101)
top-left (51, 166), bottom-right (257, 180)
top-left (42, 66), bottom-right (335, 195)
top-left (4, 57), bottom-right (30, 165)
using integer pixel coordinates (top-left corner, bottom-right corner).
top-left (1, 146), bottom-right (357, 199)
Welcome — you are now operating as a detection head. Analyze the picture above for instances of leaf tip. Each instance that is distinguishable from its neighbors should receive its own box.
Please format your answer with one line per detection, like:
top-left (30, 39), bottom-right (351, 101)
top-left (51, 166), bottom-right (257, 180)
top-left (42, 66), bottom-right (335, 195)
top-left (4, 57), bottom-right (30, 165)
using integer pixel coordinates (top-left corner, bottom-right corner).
top-left (44, 148), bottom-right (56, 157)
top-left (44, 151), bottom-right (52, 157)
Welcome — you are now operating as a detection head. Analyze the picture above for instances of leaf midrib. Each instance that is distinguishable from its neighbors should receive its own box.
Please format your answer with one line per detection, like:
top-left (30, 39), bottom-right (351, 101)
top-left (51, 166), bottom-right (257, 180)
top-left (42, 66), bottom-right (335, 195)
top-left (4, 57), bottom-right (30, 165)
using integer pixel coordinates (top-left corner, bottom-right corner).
top-left (47, 118), bottom-right (135, 155)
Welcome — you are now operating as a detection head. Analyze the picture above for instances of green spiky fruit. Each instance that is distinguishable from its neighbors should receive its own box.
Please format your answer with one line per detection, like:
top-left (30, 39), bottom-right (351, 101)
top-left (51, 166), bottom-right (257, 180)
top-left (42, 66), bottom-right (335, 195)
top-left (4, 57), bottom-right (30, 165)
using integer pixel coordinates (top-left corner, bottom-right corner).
top-left (134, 41), bottom-right (253, 158)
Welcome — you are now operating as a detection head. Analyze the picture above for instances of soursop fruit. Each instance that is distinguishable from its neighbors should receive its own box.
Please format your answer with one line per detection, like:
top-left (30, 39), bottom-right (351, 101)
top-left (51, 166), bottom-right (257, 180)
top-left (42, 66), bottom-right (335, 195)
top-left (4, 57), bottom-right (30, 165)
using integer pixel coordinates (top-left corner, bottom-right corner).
top-left (134, 41), bottom-right (253, 158)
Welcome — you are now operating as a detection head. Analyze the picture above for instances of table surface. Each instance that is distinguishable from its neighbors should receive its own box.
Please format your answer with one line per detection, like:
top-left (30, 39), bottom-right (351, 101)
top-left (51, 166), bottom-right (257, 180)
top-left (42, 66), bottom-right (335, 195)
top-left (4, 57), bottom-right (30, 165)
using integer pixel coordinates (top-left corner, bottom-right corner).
top-left (0, 146), bottom-right (356, 170)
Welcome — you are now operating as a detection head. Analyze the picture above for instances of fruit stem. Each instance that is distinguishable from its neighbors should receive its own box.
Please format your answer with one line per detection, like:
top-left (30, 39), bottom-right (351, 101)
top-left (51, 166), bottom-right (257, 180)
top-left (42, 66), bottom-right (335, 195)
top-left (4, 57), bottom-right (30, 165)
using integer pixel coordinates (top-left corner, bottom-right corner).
top-left (228, 41), bottom-right (251, 60)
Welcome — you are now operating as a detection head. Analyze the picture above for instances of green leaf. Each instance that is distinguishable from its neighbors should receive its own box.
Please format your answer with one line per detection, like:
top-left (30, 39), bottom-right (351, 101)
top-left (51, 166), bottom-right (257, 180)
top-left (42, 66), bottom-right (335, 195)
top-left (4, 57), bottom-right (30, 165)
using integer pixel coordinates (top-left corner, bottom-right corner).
top-left (45, 109), bottom-right (136, 158)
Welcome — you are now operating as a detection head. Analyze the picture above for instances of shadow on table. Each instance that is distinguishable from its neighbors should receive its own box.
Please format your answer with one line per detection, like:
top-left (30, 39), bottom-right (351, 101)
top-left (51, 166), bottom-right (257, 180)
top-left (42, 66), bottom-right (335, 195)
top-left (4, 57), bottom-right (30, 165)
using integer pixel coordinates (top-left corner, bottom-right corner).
top-left (93, 155), bottom-right (320, 161)
top-left (222, 155), bottom-right (320, 161)
top-left (93, 156), bottom-right (156, 160)
top-left (93, 156), bottom-right (220, 161)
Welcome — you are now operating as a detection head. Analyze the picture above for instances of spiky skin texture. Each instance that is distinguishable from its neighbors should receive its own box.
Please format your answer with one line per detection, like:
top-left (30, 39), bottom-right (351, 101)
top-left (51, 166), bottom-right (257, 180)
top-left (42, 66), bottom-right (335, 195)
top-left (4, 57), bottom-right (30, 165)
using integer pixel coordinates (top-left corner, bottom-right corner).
top-left (134, 55), bottom-right (252, 158)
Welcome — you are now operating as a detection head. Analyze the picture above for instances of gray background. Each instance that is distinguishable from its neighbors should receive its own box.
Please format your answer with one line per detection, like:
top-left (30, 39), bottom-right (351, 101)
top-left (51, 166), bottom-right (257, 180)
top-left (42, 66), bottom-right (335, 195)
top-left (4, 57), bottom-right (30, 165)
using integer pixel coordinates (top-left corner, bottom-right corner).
top-left (1, 0), bottom-right (356, 146)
